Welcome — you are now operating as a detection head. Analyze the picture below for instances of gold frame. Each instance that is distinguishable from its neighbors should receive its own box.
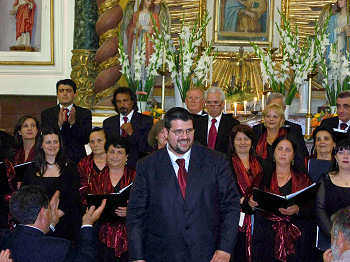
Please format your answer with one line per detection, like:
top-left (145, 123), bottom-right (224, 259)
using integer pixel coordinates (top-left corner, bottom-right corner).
top-left (212, 0), bottom-right (275, 46)
top-left (0, 0), bottom-right (54, 65)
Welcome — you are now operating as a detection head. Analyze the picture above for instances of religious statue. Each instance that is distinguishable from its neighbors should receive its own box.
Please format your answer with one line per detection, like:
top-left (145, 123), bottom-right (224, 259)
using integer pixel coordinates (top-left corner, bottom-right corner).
top-left (223, 0), bottom-right (267, 33)
top-left (320, 0), bottom-right (350, 54)
top-left (126, 0), bottom-right (160, 65)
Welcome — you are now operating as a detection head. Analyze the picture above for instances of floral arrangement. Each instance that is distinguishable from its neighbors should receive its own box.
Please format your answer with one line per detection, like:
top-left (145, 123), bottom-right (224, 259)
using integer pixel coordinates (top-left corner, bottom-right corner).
top-left (251, 11), bottom-right (327, 105)
top-left (118, 35), bottom-right (162, 102)
top-left (311, 111), bottom-right (337, 128)
top-left (142, 106), bottom-right (165, 123)
top-left (151, 12), bottom-right (215, 102)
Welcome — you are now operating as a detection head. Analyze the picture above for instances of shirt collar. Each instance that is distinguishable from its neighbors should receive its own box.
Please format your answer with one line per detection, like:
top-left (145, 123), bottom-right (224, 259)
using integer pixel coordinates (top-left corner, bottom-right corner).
top-left (59, 104), bottom-right (73, 111)
top-left (208, 113), bottom-right (222, 123)
top-left (22, 224), bottom-right (45, 234)
top-left (121, 110), bottom-right (134, 121)
top-left (166, 144), bottom-right (191, 164)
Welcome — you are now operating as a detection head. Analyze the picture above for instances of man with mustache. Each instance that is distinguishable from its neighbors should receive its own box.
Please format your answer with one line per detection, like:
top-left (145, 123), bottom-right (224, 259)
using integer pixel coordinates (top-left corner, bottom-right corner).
top-left (103, 87), bottom-right (153, 168)
top-left (323, 206), bottom-right (350, 262)
top-left (127, 107), bottom-right (240, 262)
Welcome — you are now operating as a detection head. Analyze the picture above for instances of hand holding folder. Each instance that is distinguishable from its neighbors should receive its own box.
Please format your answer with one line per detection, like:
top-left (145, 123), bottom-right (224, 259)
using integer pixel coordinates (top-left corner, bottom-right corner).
top-left (252, 182), bottom-right (319, 213)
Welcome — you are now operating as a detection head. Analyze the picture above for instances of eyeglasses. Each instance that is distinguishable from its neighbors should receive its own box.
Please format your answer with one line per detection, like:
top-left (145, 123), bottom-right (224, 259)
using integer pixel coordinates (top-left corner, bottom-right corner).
top-left (206, 101), bottom-right (222, 106)
top-left (169, 128), bottom-right (194, 136)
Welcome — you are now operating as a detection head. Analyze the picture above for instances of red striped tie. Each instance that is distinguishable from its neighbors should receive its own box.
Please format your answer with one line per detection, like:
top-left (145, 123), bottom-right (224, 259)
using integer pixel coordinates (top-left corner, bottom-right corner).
top-left (176, 158), bottom-right (187, 198)
top-left (208, 118), bottom-right (217, 149)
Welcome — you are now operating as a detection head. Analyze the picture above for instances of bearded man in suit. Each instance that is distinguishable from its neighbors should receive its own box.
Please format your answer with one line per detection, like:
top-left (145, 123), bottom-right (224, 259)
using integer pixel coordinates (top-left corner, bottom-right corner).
top-left (127, 107), bottom-right (240, 262)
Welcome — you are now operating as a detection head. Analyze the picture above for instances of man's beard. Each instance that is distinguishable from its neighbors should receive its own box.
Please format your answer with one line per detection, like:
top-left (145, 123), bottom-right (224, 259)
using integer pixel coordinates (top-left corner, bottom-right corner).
top-left (119, 107), bottom-right (128, 115)
top-left (332, 241), bottom-right (341, 261)
top-left (169, 139), bottom-right (192, 155)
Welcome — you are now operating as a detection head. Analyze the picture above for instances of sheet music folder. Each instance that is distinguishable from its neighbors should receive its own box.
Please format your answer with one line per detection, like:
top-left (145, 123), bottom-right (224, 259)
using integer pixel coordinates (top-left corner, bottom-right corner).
top-left (252, 182), bottom-right (319, 212)
top-left (14, 161), bottom-right (35, 181)
top-left (86, 183), bottom-right (133, 218)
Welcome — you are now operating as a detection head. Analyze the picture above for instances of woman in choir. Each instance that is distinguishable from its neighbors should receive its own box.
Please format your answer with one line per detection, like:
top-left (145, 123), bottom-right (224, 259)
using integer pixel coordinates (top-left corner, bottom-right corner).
top-left (308, 126), bottom-right (336, 182)
top-left (78, 127), bottom-right (107, 203)
top-left (13, 115), bottom-right (39, 164)
top-left (315, 138), bottom-right (350, 252)
top-left (253, 103), bottom-right (308, 167)
top-left (23, 128), bottom-right (81, 242)
top-left (88, 138), bottom-right (135, 262)
top-left (250, 137), bottom-right (315, 262)
top-left (229, 124), bottom-right (263, 262)
top-left (147, 120), bottom-right (167, 151)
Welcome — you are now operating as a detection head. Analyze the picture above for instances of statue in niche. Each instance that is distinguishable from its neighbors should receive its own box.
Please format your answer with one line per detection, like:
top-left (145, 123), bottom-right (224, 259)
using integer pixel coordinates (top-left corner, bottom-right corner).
top-left (9, 0), bottom-right (36, 51)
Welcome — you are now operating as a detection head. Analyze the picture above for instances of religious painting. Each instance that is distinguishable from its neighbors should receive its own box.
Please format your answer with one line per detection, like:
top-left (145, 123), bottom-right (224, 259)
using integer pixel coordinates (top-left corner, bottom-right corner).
top-left (0, 0), bottom-right (54, 65)
top-left (120, 0), bottom-right (170, 65)
top-left (212, 0), bottom-right (275, 46)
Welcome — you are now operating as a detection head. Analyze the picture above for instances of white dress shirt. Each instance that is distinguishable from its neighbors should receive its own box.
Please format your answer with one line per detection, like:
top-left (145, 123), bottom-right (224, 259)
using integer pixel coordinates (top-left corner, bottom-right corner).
top-left (207, 113), bottom-right (222, 142)
top-left (166, 144), bottom-right (191, 177)
top-left (119, 110), bottom-right (134, 135)
top-left (338, 119), bottom-right (350, 131)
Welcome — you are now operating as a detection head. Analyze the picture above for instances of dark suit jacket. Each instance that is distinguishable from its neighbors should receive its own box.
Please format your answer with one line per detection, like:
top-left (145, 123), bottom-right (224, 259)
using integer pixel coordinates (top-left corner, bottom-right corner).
top-left (127, 145), bottom-right (240, 262)
top-left (320, 116), bottom-right (350, 141)
top-left (103, 111), bottom-right (153, 168)
top-left (41, 105), bottom-right (92, 163)
top-left (194, 113), bottom-right (240, 155)
top-left (0, 225), bottom-right (97, 262)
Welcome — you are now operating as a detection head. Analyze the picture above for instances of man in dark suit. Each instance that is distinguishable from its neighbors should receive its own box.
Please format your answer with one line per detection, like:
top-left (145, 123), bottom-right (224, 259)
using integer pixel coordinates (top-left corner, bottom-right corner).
top-left (127, 107), bottom-right (240, 262)
top-left (41, 79), bottom-right (92, 163)
top-left (185, 88), bottom-right (207, 115)
top-left (0, 185), bottom-right (106, 262)
top-left (103, 87), bottom-right (153, 168)
top-left (194, 87), bottom-right (239, 155)
top-left (321, 91), bottom-right (350, 141)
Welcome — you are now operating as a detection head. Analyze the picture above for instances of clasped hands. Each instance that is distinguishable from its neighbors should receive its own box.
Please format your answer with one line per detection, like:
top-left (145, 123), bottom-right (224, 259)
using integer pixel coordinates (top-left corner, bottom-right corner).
top-left (58, 107), bottom-right (76, 128)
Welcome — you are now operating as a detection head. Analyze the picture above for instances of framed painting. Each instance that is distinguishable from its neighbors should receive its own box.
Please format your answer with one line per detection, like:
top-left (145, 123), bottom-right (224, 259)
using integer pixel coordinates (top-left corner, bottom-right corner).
top-left (0, 0), bottom-right (54, 65)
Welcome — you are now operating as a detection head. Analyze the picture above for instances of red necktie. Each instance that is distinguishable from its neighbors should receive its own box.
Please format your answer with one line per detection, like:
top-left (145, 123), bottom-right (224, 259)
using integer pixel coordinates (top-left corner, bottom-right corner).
top-left (176, 158), bottom-right (187, 199)
top-left (63, 108), bottom-right (69, 122)
top-left (340, 123), bottom-right (348, 130)
top-left (121, 116), bottom-right (128, 137)
top-left (208, 118), bottom-right (217, 149)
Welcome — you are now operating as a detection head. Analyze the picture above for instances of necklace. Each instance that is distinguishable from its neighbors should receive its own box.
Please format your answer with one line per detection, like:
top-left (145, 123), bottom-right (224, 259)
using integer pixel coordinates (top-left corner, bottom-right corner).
top-left (46, 161), bottom-right (56, 166)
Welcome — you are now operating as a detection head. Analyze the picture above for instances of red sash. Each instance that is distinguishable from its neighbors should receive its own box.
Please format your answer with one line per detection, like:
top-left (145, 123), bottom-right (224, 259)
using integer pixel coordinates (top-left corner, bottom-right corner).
top-left (255, 128), bottom-right (287, 159)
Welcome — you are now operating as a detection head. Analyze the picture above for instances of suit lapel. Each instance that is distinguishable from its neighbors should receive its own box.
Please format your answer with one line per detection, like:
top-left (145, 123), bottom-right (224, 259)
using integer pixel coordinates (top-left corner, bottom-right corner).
top-left (185, 145), bottom-right (203, 206)
top-left (158, 148), bottom-right (184, 203)
top-left (216, 114), bottom-right (228, 144)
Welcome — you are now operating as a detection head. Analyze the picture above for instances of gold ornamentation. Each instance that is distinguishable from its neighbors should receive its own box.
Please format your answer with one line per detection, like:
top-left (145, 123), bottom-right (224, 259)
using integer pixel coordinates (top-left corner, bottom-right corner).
top-left (98, 0), bottom-right (120, 15)
top-left (71, 49), bottom-right (97, 109)
top-left (97, 56), bottom-right (120, 72)
top-left (99, 28), bottom-right (118, 46)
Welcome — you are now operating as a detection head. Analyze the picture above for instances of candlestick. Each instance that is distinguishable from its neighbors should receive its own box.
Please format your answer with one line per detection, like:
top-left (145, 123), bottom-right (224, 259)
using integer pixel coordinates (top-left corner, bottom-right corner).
top-left (253, 97), bottom-right (257, 111)
top-left (161, 45), bottom-right (166, 111)
top-left (244, 101), bottom-right (247, 114)
top-left (261, 94), bottom-right (265, 111)
top-left (224, 99), bottom-right (227, 113)
top-left (234, 102), bottom-right (237, 116)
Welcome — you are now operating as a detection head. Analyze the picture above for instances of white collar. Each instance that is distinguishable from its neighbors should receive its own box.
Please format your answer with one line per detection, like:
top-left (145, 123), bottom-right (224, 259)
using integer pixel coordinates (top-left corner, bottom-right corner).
top-left (59, 104), bottom-right (73, 111)
top-left (166, 144), bottom-right (191, 164)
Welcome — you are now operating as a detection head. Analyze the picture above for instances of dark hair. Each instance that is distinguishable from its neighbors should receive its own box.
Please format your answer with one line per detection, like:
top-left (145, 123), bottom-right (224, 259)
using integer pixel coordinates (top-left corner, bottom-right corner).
top-left (331, 138), bottom-right (350, 173)
top-left (105, 137), bottom-right (130, 155)
top-left (34, 128), bottom-right (67, 176)
top-left (89, 127), bottom-right (107, 141)
top-left (271, 136), bottom-right (306, 174)
top-left (229, 124), bottom-right (256, 156)
top-left (164, 107), bottom-right (193, 129)
top-left (338, 90), bottom-right (350, 99)
top-left (310, 126), bottom-right (336, 158)
top-left (111, 87), bottom-right (138, 113)
top-left (10, 185), bottom-right (49, 225)
top-left (56, 79), bottom-right (77, 93)
top-left (13, 115), bottom-right (40, 149)
top-left (147, 120), bottom-right (165, 149)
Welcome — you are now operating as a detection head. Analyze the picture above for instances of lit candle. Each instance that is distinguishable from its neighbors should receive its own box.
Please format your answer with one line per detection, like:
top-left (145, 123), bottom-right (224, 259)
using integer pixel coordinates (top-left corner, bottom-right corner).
top-left (253, 97), bottom-right (257, 111)
top-left (244, 101), bottom-right (247, 114)
top-left (234, 102), bottom-right (237, 116)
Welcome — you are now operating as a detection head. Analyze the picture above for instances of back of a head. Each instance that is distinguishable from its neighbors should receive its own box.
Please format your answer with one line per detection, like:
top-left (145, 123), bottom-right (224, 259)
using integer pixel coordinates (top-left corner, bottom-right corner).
top-left (331, 206), bottom-right (350, 243)
top-left (10, 185), bottom-right (49, 225)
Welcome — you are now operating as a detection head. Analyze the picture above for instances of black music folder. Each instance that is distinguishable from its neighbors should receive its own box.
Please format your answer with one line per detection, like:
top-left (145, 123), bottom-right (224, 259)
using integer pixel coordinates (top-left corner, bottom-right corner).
top-left (252, 182), bottom-right (318, 213)
top-left (14, 161), bottom-right (35, 181)
top-left (86, 183), bottom-right (133, 218)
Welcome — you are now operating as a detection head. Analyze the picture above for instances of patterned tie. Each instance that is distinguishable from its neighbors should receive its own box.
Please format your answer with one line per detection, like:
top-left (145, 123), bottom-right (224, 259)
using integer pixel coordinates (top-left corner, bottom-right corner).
top-left (63, 108), bottom-right (69, 122)
top-left (340, 123), bottom-right (348, 130)
top-left (121, 116), bottom-right (128, 137)
top-left (176, 158), bottom-right (187, 199)
top-left (208, 118), bottom-right (217, 149)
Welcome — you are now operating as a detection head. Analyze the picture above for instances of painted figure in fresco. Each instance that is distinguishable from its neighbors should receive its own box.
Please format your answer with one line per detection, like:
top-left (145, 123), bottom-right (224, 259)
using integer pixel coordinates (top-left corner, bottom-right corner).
top-left (126, 0), bottom-right (160, 65)
top-left (10, 0), bottom-right (36, 47)
top-left (223, 0), bottom-right (267, 33)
